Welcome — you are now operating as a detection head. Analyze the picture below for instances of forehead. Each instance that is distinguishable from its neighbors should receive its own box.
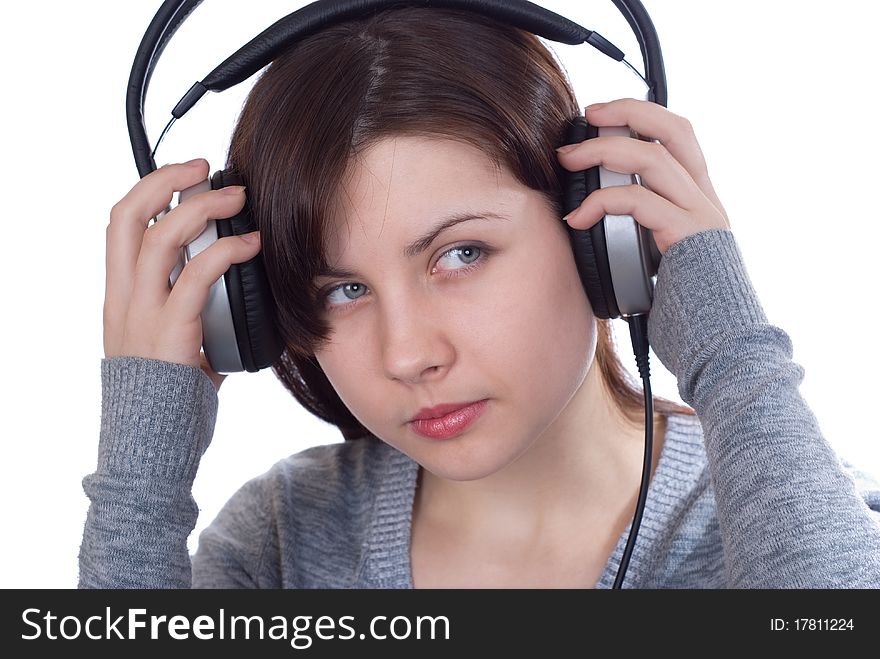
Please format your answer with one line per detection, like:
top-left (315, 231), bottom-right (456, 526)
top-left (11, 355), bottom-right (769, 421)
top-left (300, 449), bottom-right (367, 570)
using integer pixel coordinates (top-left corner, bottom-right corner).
top-left (325, 136), bottom-right (520, 252)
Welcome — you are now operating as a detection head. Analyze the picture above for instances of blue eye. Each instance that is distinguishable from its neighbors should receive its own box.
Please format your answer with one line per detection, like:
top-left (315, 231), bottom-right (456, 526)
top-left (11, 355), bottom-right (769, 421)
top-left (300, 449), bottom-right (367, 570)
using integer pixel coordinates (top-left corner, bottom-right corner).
top-left (319, 243), bottom-right (493, 311)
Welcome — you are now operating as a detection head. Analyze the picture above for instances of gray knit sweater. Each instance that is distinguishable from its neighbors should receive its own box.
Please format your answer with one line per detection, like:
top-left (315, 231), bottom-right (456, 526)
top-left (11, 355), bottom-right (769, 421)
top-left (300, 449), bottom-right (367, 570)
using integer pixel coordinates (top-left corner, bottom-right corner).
top-left (78, 229), bottom-right (880, 588)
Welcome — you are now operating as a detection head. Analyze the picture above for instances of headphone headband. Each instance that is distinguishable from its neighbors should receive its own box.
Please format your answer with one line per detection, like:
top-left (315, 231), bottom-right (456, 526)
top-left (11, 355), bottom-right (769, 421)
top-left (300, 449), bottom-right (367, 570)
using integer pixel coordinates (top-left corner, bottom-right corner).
top-left (127, 0), bottom-right (667, 177)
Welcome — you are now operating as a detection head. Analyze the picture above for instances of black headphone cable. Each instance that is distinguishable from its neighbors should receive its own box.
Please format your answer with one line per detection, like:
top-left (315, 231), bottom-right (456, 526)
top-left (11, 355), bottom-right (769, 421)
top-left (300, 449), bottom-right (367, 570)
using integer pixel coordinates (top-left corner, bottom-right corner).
top-left (613, 312), bottom-right (653, 589)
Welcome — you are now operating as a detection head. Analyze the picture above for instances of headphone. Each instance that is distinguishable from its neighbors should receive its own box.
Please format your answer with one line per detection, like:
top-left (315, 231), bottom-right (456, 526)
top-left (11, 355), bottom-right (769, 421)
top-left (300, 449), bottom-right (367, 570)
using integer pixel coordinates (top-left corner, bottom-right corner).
top-left (127, 0), bottom-right (666, 375)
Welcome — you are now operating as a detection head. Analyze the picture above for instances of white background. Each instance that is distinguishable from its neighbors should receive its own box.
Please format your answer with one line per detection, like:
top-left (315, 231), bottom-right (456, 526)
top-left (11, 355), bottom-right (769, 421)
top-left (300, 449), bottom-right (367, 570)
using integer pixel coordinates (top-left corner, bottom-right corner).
top-left (2, 1), bottom-right (878, 588)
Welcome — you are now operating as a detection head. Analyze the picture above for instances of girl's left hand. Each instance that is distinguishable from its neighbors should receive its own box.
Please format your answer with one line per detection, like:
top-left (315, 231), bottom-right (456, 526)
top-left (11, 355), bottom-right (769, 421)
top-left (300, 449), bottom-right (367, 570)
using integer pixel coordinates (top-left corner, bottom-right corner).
top-left (555, 97), bottom-right (731, 255)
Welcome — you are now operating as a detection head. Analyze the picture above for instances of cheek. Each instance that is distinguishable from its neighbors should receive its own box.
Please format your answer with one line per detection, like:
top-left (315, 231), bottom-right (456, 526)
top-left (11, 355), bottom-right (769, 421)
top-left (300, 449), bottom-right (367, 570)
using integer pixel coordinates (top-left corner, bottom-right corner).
top-left (313, 347), bottom-right (376, 422)
top-left (479, 232), bottom-right (595, 397)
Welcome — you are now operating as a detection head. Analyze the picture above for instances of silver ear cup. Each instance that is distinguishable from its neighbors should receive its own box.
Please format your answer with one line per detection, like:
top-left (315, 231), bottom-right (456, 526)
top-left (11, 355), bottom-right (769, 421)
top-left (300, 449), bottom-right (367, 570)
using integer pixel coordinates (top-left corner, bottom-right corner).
top-left (163, 178), bottom-right (244, 374)
top-left (596, 125), bottom-right (662, 316)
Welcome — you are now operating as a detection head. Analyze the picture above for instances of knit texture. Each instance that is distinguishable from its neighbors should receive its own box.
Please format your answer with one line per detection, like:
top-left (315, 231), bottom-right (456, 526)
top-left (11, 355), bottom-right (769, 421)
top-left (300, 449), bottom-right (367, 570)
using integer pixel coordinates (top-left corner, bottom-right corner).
top-left (78, 229), bottom-right (880, 588)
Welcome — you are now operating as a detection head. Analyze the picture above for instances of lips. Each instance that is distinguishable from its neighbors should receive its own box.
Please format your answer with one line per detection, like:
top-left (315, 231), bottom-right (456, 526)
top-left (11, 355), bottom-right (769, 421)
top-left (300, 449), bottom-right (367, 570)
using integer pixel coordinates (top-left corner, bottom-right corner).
top-left (407, 399), bottom-right (489, 440)
top-left (410, 401), bottom-right (484, 422)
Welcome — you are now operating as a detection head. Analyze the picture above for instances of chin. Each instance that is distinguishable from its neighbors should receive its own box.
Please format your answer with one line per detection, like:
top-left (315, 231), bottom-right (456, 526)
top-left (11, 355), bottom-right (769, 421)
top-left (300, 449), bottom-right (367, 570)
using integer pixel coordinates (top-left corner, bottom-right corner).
top-left (417, 444), bottom-right (518, 482)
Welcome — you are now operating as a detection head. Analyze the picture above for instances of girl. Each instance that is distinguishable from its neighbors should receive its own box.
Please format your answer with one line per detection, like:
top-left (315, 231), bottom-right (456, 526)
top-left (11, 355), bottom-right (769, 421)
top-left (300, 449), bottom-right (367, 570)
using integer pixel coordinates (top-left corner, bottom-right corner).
top-left (80, 7), bottom-right (880, 588)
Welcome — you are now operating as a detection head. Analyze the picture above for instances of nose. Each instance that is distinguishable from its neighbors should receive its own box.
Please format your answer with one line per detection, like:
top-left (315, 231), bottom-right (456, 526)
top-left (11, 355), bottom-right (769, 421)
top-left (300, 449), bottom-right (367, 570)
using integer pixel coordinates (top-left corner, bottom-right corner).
top-left (379, 290), bottom-right (455, 385)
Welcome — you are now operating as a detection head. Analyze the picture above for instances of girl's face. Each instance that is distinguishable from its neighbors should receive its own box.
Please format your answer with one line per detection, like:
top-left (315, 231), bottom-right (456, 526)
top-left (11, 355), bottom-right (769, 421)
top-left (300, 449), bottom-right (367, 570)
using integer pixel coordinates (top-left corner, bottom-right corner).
top-left (313, 136), bottom-right (597, 481)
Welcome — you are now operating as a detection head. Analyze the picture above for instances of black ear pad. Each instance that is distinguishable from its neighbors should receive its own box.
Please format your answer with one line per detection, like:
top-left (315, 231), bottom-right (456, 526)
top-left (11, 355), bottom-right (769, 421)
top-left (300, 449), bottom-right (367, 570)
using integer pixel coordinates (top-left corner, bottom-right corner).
top-left (209, 170), bottom-right (284, 372)
top-left (560, 116), bottom-right (621, 320)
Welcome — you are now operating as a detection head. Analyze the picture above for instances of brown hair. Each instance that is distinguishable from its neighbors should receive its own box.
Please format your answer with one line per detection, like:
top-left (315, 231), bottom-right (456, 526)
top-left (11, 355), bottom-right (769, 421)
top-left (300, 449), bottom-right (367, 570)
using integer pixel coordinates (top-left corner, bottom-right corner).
top-left (226, 7), bottom-right (695, 440)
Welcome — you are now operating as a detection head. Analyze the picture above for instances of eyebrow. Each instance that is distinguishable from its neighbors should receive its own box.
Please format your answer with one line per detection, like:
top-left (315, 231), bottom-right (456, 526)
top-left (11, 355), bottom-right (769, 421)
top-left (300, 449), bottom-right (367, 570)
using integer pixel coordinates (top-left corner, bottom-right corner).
top-left (315, 211), bottom-right (510, 280)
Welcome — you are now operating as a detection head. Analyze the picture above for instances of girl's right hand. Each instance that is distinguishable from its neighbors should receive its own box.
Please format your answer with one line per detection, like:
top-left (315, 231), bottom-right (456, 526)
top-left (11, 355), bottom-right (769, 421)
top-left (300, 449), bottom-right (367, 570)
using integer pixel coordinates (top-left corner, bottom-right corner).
top-left (103, 158), bottom-right (262, 392)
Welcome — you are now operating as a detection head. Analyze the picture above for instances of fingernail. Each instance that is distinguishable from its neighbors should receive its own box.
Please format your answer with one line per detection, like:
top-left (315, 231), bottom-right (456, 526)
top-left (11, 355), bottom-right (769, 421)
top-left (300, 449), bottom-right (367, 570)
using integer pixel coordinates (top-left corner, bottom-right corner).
top-left (562, 208), bottom-right (580, 223)
top-left (222, 185), bottom-right (246, 195)
top-left (556, 144), bottom-right (578, 154)
top-left (240, 230), bottom-right (260, 244)
top-left (585, 103), bottom-right (607, 113)
top-left (185, 158), bottom-right (206, 167)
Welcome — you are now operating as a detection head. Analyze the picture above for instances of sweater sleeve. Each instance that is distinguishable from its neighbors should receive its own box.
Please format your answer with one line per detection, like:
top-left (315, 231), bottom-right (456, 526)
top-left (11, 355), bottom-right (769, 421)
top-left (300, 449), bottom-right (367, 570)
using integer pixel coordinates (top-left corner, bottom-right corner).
top-left (77, 356), bottom-right (219, 588)
top-left (647, 229), bottom-right (880, 588)
top-left (190, 472), bottom-right (280, 589)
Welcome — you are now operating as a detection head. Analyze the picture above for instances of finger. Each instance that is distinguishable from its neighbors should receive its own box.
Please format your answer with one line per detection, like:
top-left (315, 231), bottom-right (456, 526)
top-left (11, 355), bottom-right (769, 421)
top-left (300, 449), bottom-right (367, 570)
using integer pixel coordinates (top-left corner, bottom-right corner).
top-left (104, 159), bottom-right (210, 343)
top-left (584, 98), bottom-right (724, 218)
top-left (565, 184), bottom-right (692, 255)
top-left (163, 233), bottom-right (262, 324)
top-left (558, 135), bottom-right (704, 214)
top-left (131, 186), bottom-right (247, 310)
